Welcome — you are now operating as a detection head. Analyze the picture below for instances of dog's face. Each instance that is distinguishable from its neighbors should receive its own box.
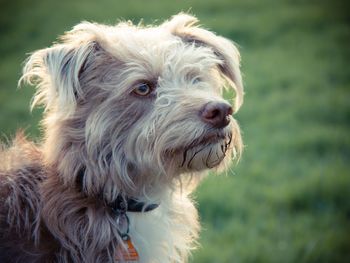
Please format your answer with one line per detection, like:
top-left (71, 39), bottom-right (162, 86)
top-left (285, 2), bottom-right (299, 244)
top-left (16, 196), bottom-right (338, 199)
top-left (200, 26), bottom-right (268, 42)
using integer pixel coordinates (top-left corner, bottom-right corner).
top-left (22, 13), bottom-right (243, 193)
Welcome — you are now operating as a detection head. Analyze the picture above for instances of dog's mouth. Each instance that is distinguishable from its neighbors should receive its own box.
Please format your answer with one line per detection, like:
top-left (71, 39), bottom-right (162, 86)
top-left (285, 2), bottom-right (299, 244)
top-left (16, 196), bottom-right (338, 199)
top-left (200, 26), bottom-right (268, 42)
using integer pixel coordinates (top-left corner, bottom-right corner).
top-left (189, 131), bottom-right (232, 150)
top-left (177, 131), bottom-right (233, 171)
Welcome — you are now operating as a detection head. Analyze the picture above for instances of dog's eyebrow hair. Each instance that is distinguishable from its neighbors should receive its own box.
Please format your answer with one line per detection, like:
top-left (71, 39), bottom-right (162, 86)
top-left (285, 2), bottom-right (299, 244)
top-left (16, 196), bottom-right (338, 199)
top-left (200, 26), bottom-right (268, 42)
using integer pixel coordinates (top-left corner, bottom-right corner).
top-left (179, 37), bottom-right (225, 69)
top-left (130, 78), bottom-right (158, 89)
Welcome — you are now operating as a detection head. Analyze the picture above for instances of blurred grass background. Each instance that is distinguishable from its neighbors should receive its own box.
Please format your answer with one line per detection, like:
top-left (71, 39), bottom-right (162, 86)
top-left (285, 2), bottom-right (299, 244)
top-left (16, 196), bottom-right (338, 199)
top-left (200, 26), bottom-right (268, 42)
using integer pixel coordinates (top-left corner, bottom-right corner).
top-left (1, 0), bottom-right (349, 262)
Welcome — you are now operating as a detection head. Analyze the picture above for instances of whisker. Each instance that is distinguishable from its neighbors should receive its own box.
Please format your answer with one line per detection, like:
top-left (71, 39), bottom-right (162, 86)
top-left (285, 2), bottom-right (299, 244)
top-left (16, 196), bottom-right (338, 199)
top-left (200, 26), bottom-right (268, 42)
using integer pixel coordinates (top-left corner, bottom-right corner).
top-left (187, 146), bottom-right (206, 169)
top-left (181, 149), bottom-right (188, 167)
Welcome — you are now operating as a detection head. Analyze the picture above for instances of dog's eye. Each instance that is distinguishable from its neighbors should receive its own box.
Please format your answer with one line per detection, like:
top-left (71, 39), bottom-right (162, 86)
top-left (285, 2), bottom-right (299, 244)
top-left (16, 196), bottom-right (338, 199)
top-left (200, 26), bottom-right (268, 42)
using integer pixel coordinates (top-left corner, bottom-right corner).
top-left (133, 83), bottom-right (152, 96)
top-left (192, 77), bottom-right (201, 84)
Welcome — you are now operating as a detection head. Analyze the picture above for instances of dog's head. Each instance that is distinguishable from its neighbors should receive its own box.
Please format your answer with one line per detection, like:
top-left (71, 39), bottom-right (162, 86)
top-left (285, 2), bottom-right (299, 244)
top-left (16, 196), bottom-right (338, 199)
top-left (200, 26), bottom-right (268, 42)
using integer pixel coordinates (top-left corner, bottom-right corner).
top-left (21, 13), bottom-right (243, 195)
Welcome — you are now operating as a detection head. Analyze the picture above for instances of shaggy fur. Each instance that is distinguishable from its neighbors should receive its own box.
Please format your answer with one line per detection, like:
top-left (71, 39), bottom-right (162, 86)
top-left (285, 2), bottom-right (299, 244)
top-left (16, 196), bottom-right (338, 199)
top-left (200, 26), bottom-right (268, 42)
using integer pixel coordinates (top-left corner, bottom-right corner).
top-left (0, 13), bottom-right (243, 263)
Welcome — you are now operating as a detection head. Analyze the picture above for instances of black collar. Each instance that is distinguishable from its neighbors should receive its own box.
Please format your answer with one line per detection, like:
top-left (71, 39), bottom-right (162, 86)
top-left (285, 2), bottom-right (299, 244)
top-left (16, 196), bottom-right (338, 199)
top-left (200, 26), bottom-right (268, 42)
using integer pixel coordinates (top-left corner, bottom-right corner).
top-left (76, 168), bottom-right (159, 214)
top-left (108, 195), bottom-right (159, 215)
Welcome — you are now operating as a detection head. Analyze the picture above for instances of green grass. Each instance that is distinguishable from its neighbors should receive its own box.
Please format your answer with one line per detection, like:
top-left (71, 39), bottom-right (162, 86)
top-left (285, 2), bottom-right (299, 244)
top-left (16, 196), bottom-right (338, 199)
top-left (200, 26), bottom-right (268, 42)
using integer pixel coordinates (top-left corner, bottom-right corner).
top-left (0, 0), bottom-right (349, 262)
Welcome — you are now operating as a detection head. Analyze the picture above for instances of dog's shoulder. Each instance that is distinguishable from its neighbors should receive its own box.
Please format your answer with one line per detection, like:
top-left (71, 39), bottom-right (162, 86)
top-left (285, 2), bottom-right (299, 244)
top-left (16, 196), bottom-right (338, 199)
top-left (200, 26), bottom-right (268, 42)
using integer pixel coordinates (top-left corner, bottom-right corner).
top-left (0, 132), bottom-right (45, 218)
top-left (0, 133), bottom-right (52, 263)
top-left (0, 133), bottom-right (45, 216)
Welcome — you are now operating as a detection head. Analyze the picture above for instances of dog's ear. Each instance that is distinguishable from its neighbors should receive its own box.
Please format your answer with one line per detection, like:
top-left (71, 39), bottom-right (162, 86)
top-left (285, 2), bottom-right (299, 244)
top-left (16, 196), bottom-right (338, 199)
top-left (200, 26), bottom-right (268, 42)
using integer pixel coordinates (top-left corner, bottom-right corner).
top-left (163, 13), bottom-right (244, 111)
top-left (20, 23), bottom-right (102, 116)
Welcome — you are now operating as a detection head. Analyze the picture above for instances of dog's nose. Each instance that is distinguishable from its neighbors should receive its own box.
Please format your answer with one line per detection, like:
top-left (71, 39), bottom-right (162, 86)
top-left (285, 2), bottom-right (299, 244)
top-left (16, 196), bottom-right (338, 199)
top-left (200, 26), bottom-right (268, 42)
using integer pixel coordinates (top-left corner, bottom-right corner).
top-left (200, 102), bottom-right (233, 128)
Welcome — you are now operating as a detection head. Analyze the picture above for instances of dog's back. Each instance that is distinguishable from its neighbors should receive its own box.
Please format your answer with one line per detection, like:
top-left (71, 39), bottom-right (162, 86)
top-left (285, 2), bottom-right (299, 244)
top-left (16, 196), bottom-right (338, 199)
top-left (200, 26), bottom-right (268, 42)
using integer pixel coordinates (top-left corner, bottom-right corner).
top-left (0, 134), bottom-right (58, 263)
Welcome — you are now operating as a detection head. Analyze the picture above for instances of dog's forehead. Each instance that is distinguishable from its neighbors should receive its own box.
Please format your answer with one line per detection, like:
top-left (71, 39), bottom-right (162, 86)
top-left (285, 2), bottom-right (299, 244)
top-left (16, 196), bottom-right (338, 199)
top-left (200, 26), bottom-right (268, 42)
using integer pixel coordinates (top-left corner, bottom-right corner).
top-left (103, 25), bottom-right (221, 72)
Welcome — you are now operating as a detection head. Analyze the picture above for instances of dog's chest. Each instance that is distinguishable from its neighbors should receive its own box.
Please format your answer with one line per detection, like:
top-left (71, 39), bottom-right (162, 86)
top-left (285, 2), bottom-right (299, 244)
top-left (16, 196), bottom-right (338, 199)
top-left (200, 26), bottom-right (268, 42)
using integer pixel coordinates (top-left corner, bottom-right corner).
top-left (124, 192), bottom-right (199, 263)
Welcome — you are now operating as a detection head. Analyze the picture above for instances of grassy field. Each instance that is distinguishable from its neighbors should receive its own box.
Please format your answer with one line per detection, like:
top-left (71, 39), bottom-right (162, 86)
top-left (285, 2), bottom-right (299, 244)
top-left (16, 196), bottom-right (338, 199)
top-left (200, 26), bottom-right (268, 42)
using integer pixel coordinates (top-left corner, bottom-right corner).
top-left (1, 0), bottom-right (349, 262)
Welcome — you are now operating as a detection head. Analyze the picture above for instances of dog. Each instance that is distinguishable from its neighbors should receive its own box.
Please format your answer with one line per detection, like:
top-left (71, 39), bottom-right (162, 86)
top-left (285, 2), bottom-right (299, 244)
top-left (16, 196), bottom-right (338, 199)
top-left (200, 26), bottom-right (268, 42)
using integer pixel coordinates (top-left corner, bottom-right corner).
top-left (0, 13), bottom-right (243, 263)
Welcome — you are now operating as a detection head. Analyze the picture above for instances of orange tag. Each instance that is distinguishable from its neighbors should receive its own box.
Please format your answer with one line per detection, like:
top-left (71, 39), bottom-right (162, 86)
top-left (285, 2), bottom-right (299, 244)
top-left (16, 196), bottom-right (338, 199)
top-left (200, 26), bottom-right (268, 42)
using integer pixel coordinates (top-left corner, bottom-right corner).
top-left (116, 237), bottom-right (139, 262)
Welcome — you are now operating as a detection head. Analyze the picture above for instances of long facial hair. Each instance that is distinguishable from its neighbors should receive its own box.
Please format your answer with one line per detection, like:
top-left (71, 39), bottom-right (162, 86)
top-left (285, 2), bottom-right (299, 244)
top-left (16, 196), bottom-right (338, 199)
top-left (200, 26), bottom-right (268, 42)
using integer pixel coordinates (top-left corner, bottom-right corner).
top-left (20, 13), bottom-right (243, 201)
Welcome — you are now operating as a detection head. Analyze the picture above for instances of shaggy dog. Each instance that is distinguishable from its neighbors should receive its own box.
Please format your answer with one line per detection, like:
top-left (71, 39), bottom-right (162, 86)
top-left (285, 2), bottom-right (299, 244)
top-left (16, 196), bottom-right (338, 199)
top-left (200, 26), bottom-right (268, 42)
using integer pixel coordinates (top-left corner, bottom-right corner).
top-left (0, 13), bottom-right (243, 263)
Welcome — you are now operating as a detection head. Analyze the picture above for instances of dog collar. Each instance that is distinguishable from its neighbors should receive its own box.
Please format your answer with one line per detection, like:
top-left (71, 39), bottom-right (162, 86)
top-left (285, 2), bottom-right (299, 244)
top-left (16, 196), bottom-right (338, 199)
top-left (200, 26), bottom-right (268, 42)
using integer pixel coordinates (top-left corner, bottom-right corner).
top-left (108, 195), bottom-right (159, 215)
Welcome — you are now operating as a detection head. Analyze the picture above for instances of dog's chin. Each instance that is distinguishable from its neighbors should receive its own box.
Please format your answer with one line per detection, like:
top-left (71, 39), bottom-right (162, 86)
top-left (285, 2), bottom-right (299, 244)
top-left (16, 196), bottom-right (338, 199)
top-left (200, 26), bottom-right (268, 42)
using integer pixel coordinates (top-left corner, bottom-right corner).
top-left (177, 132), bottom-right (233, 172)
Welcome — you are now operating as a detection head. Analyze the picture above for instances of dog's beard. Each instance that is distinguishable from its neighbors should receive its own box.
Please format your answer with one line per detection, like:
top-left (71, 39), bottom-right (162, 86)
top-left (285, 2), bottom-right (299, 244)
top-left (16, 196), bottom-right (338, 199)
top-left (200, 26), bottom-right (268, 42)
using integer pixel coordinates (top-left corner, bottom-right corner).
top-left (146, 120), bottom-right (243, 175)
top-left (178, 132), bottom-right (232, 171)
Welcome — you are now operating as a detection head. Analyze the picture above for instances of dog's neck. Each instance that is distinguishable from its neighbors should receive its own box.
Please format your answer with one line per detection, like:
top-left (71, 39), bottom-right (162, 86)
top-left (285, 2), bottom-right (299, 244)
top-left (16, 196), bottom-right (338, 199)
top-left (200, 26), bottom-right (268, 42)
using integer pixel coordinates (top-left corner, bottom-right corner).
top-left (75, 167), bottom-right (159, 214)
